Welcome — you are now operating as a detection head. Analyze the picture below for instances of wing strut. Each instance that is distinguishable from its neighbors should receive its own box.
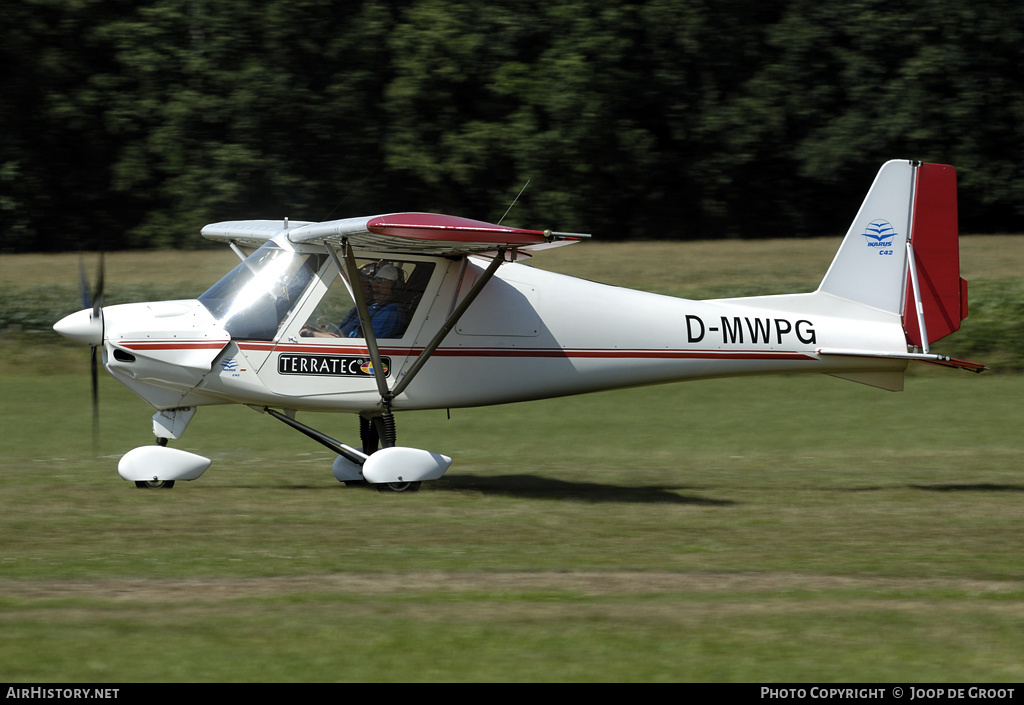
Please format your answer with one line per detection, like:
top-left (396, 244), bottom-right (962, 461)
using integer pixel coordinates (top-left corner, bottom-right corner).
top-left (262, 407), bottom-right (368, 465)
top-left (228, 241), bottom-right (248, 263)
top-left (390, 249), bottom-right (507, 399)
top-left (331, 242), bottom-right (509, 409)
top-left (332, 242), bottom-right (392, 406)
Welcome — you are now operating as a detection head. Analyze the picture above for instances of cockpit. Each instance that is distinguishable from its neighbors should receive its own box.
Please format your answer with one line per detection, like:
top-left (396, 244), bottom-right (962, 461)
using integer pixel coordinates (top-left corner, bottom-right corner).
top-left (198, 242), bottom-right (324, 340)
top-left (197, 240), bottom-right (435, 342)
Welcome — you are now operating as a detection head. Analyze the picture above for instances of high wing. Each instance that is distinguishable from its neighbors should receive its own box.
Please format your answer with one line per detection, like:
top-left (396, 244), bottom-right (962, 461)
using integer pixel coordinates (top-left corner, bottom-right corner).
top-left (201, 219), bottom-right (316, 249)
top-left (202, 212), bottom-right (590, 419)
top-left (202, 213), bottom-right (589, 256)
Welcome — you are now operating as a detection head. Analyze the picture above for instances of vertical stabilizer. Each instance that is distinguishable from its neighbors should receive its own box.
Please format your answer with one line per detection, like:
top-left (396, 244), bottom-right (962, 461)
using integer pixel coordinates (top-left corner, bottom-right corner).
top-left (817, 160), bottom-right (915, 313)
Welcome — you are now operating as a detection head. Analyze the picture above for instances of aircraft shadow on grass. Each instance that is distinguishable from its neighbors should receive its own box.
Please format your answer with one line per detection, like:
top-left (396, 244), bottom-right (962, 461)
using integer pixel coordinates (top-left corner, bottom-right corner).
top-left (233, 475), bottom-right (733, 504)
top-left (436, 474), bottom-right (734, 505)
top-left (909, 483), bottom-right (1024, 493)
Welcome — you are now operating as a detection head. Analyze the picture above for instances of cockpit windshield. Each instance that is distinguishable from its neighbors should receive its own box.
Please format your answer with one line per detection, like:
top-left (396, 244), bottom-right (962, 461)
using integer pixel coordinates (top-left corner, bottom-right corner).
top-left (199, 242), bottom-right (327, 340)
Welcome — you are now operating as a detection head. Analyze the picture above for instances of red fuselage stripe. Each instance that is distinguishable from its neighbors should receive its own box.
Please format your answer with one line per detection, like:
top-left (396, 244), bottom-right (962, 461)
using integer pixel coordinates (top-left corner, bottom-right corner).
top-left (235, 341), bottom-right (814, 361)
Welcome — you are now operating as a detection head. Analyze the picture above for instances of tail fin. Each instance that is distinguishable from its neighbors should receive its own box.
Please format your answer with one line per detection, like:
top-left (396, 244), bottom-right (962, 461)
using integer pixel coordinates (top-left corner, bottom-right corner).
top-left (818, 160), bottom-right (968, 346)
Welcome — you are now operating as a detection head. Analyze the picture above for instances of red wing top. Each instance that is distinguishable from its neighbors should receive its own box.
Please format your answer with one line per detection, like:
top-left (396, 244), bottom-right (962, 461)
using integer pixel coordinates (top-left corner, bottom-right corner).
top-left (202, 213), bottom-right (588, 256)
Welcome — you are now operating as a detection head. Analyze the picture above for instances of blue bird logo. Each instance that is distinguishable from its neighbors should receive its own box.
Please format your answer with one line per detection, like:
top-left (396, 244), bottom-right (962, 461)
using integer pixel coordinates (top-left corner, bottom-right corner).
top-left (862, 219), bottom-right (895, 243)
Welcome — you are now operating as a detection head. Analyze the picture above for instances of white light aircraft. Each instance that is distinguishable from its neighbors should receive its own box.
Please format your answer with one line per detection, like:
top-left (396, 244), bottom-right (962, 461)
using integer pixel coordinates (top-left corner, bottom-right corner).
top-left (54, 160), bottom-right (984, 491)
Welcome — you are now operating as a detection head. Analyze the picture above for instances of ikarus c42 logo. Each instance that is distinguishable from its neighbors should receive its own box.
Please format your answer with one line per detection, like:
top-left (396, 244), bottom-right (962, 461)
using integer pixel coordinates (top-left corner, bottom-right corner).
top-left (863, 219), bottom-right (896, 256)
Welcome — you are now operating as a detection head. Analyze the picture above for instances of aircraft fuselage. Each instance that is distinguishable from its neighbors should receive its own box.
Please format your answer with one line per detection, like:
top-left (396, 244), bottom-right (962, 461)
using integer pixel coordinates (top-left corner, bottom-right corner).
top-left (97, 252), bottom-right (908, 415)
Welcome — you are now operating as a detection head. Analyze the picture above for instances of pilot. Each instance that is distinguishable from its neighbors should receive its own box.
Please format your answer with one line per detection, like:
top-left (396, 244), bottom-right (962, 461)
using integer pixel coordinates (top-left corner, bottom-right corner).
top-left (303, 263), bottom-right (406, 339)
top-left (332, 264), bottom-right (376, 336)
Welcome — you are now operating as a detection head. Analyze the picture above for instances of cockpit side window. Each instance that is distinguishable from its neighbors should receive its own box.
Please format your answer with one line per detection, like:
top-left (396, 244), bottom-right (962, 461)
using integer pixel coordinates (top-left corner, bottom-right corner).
top-left (300, 258), bottom-right (435, 340)
top-left (199, 242), bottom-right (327, 340)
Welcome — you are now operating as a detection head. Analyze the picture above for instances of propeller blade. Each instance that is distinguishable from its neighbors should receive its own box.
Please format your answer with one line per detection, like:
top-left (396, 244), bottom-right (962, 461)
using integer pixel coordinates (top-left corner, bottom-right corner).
top-left (77, 251), bottom-right (104, 453)
top-left (91, 344), bottom-right (99, 452)
top-left (78, 252), bottom-right (92, 309)
top-left (92, 252), bottom-right (105, 318)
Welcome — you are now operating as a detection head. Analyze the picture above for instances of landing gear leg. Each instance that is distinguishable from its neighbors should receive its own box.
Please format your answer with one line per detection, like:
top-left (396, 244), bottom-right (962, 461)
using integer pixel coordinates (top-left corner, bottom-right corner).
top-left (360, 415), bottom-right (378, 455)
top-left (365, 412), bottom-right (420, 493)
top-left (339, 415), bottom-right (376, 486)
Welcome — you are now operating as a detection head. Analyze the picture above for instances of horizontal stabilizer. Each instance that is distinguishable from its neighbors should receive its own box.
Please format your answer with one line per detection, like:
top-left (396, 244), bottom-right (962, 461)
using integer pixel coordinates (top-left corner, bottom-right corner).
top-left (818, 348), bottom-right (986, 373)
top-left (827, 370), bottom-right (905, 392)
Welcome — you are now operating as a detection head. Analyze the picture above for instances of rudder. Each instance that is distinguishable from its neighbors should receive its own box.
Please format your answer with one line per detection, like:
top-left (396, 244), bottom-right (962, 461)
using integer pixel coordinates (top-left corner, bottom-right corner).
top-left (902, 162), bottom-right (967, 347)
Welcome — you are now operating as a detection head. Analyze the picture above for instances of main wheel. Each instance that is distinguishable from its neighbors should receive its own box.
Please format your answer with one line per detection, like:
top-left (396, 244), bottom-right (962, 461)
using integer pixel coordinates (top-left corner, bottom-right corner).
top-left (376, 481), bottom-right (421, 493)
top-left (135, 480), bottom-right (175, 489)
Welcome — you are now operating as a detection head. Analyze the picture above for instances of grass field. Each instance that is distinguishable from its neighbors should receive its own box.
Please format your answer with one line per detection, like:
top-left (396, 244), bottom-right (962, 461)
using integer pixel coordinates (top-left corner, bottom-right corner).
top-left (1, 239), bottom-right (1022, 682)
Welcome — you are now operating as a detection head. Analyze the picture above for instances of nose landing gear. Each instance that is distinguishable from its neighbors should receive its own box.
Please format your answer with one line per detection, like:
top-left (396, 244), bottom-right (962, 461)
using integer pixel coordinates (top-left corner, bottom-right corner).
top-left (135, 479), bottom-right (176, 489)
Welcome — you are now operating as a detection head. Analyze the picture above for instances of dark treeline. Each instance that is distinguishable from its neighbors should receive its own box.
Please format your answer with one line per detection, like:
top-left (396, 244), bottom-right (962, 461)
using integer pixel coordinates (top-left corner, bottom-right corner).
top-left (3, 0), bottom-right (1023, 252)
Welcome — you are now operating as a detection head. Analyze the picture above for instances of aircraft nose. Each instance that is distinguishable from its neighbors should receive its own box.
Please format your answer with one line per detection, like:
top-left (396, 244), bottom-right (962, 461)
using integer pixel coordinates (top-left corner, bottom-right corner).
top-left (53, 308), bottom-right (103, 346)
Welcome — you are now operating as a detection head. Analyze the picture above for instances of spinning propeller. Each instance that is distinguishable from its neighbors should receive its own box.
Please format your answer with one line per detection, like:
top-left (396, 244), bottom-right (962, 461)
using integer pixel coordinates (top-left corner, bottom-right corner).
top-left (85, 254), bottom-right (104, 447)
top-left (54, 253), bottom-right (105, 449)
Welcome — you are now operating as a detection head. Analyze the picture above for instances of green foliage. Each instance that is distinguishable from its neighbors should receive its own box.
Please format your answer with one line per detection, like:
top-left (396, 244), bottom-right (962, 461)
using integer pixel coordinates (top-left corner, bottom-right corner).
top-left (3, 0), bottom-right (1024, 251)
top-left (942, 278), bottom-right (1024, 371)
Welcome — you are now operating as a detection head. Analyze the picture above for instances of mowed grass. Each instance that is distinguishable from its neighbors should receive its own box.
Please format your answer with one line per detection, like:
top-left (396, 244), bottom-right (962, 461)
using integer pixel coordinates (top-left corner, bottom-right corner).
top-left (1, 239), bottom-right (1023, 682)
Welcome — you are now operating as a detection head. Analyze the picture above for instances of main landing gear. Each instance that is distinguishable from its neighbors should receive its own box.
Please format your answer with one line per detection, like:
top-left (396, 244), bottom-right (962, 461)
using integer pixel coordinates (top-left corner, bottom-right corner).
top-left (359, 414), bottom-right (421, 492)
top-left (117, 407), bottom-right (451, 491)
top-left (265, 408), bottom-right (451, 492)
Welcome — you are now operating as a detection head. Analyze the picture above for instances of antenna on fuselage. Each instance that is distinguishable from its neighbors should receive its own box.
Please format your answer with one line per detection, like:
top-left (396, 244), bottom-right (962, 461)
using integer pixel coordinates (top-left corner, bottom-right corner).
top-left (497, 178), bottom-right (531, 225)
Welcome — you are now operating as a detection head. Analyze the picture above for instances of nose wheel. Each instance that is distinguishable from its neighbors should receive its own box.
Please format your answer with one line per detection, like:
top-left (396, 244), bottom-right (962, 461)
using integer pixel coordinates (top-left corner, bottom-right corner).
top-left (131, 437), bottom-right (177, 489)
top-left (135, 479), bottom-right (175, 489)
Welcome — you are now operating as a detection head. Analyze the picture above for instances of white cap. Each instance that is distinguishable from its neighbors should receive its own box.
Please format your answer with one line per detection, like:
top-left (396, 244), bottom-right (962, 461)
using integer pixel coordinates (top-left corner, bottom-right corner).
top-left (375, 264), bottom-right (400, 281)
